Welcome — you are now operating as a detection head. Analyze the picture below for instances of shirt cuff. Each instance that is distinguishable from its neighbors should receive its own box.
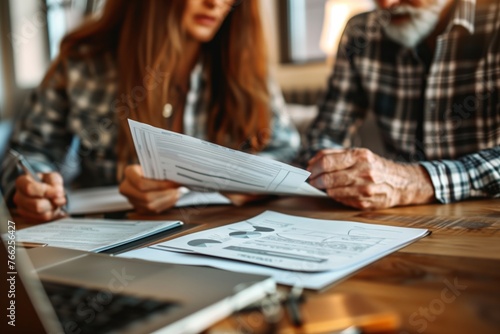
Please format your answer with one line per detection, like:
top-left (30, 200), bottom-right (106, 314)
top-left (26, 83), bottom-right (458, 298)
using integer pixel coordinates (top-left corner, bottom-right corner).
top-left (460, 149), bottom-right (500, 197)
top-left (419, 160), bottom-right (471, 204)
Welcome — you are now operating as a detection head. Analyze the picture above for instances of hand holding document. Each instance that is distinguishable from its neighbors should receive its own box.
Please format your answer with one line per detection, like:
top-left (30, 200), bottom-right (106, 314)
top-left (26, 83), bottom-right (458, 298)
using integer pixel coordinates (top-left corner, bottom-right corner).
top-left (128, 119), bottom-right (326, 196)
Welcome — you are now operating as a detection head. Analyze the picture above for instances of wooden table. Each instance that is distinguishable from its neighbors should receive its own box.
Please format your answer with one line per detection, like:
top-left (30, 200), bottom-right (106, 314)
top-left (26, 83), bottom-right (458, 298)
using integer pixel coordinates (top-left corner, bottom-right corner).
top-left (136, 197), bottom-right (500, 334)
top-left (14, 196), bottom-right (500, 333)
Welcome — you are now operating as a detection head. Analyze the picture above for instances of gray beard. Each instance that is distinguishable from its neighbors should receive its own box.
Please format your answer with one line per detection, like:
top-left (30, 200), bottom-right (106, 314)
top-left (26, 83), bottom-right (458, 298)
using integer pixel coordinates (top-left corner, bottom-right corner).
top-left (380, 0), bottom-right (449, 48)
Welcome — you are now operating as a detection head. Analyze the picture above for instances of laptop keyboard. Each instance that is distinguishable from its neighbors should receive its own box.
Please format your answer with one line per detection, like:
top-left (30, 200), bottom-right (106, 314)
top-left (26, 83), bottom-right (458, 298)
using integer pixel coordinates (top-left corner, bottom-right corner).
top-left (42, 281), bottom-right (179, 334)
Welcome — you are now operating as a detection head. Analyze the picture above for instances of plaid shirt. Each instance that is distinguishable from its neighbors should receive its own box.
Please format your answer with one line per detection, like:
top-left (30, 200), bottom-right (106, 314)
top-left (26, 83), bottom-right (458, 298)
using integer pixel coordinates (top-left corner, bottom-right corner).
top-left (1, 53), bottom-right (300, 201)
top-left (301, 0), bottom-right (500, 203)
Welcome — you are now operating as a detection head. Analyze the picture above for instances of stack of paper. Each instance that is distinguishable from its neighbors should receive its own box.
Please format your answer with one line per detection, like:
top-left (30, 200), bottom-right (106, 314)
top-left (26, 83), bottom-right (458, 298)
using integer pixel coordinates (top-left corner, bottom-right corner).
top-left (119, 211), bottom-right (429, 289)
top-left (14, 218), bottom-right (183, 252)
top-left (67, 186), bottom-right (231, 215)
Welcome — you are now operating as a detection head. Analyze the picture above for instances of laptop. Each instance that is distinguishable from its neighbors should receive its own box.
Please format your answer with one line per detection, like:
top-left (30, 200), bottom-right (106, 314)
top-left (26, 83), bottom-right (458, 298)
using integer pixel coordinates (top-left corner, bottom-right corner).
top-left (0, 192), bottom-right (275, 334)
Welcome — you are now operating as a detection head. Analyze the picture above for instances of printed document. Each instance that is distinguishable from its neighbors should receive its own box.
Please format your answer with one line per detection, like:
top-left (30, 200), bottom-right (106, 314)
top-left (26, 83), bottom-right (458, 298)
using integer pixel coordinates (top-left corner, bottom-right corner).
top-left (67, 186), bottom-right (231, 214)
top-left (128, 119), bottom-right (326, 196)
top-left (119, 244), bottom-right (407, 290)
top-left (67, 186), bottom-right (133, 214)
top-left (13, 218), bottom-right (182, 252)
top-left (157, 211), bottom-right (429, 272)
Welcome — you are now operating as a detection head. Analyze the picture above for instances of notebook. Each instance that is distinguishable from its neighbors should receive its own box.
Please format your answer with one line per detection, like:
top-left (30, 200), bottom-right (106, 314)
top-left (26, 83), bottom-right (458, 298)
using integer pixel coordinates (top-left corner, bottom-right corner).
top-left (0, 193), bottom-right (275, 334)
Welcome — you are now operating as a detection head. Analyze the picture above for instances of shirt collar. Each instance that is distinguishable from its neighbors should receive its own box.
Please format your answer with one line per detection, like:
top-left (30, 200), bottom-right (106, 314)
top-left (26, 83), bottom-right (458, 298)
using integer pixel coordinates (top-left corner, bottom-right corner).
top-left (446, 0), bottom-right (476, 34)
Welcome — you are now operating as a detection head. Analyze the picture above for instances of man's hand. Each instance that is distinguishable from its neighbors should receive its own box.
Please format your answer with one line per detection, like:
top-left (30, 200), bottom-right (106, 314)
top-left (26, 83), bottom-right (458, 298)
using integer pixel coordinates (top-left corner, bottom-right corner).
top-left (307, 148), bottom-right (435, 209)
top-left (14, 172), bottom-right (67, 223)
top-left (119, 164), bottom-right (182, 214)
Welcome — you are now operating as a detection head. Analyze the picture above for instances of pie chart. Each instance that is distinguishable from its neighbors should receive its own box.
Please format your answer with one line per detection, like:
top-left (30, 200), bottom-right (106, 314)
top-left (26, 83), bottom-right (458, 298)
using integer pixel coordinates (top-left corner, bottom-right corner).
top-left (229, 231), bottom-right (261, 239)
top-left (187, 239), bottom-right (222, 247)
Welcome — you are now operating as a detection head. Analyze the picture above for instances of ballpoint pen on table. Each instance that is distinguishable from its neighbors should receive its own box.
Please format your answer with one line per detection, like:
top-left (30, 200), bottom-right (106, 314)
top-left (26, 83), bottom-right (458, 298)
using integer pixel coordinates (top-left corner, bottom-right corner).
top-left (9, 149), bottom-right (68, 216)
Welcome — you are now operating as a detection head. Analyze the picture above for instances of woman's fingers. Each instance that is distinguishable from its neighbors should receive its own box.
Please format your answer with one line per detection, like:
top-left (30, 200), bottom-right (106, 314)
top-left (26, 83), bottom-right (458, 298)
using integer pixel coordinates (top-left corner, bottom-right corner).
top-left (13, 172), bottom-right (67, 223)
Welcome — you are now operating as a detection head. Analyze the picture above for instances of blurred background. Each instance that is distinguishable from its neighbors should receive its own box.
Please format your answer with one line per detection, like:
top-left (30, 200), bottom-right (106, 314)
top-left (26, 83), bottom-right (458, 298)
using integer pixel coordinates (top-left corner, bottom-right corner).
top-left (0, 0), bottom-right (380, 158)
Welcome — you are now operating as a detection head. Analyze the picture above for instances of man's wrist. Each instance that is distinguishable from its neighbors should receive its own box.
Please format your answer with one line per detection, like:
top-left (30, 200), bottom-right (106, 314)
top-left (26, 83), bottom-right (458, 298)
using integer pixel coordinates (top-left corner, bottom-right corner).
top-left (409, 164), bottom-right (436, 205)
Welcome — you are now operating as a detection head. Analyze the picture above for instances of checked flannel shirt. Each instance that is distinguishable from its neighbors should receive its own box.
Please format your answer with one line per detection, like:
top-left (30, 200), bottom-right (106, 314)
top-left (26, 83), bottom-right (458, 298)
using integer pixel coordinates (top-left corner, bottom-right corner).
top-left (300, 0), bottom-right (500, 203)
top-left (1, 53), bottom-right (300, 202)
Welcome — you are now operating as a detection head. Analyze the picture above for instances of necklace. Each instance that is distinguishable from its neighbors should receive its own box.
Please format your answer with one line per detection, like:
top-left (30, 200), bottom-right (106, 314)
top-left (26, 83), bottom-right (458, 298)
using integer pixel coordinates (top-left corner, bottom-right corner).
top-left (162, 103), bottom-right (173, 118)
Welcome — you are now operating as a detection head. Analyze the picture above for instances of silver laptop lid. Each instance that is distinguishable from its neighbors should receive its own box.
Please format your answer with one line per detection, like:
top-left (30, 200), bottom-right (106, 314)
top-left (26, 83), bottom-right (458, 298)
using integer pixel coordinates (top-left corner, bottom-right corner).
top-left (0, 192), bottom-right (275, 334)
top-left (0, 192), bottom-right (64, 333)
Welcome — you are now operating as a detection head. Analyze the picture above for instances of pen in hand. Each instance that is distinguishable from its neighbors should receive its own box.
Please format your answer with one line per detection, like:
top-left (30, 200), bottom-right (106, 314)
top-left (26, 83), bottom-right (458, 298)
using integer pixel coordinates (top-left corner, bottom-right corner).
top-left (10, 149), bottom-right (42, 182)
top-left (9, 149), bottom-right (68, 217)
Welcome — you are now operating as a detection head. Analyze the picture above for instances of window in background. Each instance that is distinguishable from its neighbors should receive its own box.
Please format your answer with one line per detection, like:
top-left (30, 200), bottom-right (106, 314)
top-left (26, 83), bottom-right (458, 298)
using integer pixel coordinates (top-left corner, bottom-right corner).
top-left (279, 0), bottom-right (374, 64)
top-left (320, 0), bottom-right (375, 62)
top-left (282, 0), bottom-right (327, 63)
top-left (1, 0), bottom-right (103, 118)
top-left (0, 21), bottom-right (4, 119)
top-left (46, 0), bottom-right (104, 59)
top-left (0, 0), bottom-right (12, 156)
top-left (46, 0), bottom-right (70, 59)
top-left (8, 0), bottom-right (49, 88)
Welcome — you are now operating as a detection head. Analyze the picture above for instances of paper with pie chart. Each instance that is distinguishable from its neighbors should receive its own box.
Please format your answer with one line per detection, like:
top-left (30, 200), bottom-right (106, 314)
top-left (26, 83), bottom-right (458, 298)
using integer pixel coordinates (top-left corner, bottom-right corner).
top-left (155, 211), bottom-right (429, 272)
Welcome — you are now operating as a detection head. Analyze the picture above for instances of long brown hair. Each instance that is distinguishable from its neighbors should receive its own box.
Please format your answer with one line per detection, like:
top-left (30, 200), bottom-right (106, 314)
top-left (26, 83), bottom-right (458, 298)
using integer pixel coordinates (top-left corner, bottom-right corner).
top-left (44, 0), bottom-right (271, 178)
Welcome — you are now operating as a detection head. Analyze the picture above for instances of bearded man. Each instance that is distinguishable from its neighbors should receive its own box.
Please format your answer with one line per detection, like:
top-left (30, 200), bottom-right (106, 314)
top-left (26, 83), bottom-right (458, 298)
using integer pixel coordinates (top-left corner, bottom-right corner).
top-left (300, 0), bottom-right (500, 209)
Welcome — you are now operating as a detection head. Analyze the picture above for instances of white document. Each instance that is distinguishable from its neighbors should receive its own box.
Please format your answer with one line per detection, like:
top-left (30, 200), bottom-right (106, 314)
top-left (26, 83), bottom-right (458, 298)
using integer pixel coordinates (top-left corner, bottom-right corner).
top-left (175, 188), bottom-right (231, 207)
top-left (158, 211), bottom-right (429, 272)
top-left (14, 218), bottom-right (182, 252)
top-left (128, 119), bottom-right (327, 197)
top-left (118, 238), bottom-right (421, 290)
top-left (67, 186), bottom-right (133, 214)
top-left (67, 186), bottom-right (231, 215)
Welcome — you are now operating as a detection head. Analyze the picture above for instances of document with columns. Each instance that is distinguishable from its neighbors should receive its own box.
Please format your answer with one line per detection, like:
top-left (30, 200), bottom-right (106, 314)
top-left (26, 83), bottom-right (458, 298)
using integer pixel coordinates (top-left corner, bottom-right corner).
top-left (128, 119), bottom-right (326, 197)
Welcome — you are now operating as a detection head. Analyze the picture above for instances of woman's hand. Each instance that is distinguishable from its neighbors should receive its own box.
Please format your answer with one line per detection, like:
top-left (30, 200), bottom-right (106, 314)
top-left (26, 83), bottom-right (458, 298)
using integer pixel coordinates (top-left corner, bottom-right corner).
top-left (14, 172), bottom-right (67, 223)
top-left (222, 193), bottom-right (270, 206)
top-left (119, 165), bottom-right (182, 214)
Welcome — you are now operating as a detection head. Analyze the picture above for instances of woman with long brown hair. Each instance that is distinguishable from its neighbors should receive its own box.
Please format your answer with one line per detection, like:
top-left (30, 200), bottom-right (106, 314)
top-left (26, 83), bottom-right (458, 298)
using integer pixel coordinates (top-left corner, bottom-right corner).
top-left (2, 0), bottom-right (300, 222)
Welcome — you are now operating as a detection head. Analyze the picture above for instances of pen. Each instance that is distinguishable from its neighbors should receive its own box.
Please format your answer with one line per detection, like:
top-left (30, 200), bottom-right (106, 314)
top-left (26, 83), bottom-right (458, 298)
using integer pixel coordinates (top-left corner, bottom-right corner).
top-left (9, 149), bottom-right (42, 183)
top-left (9, 149), bottom-right (68, 216)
